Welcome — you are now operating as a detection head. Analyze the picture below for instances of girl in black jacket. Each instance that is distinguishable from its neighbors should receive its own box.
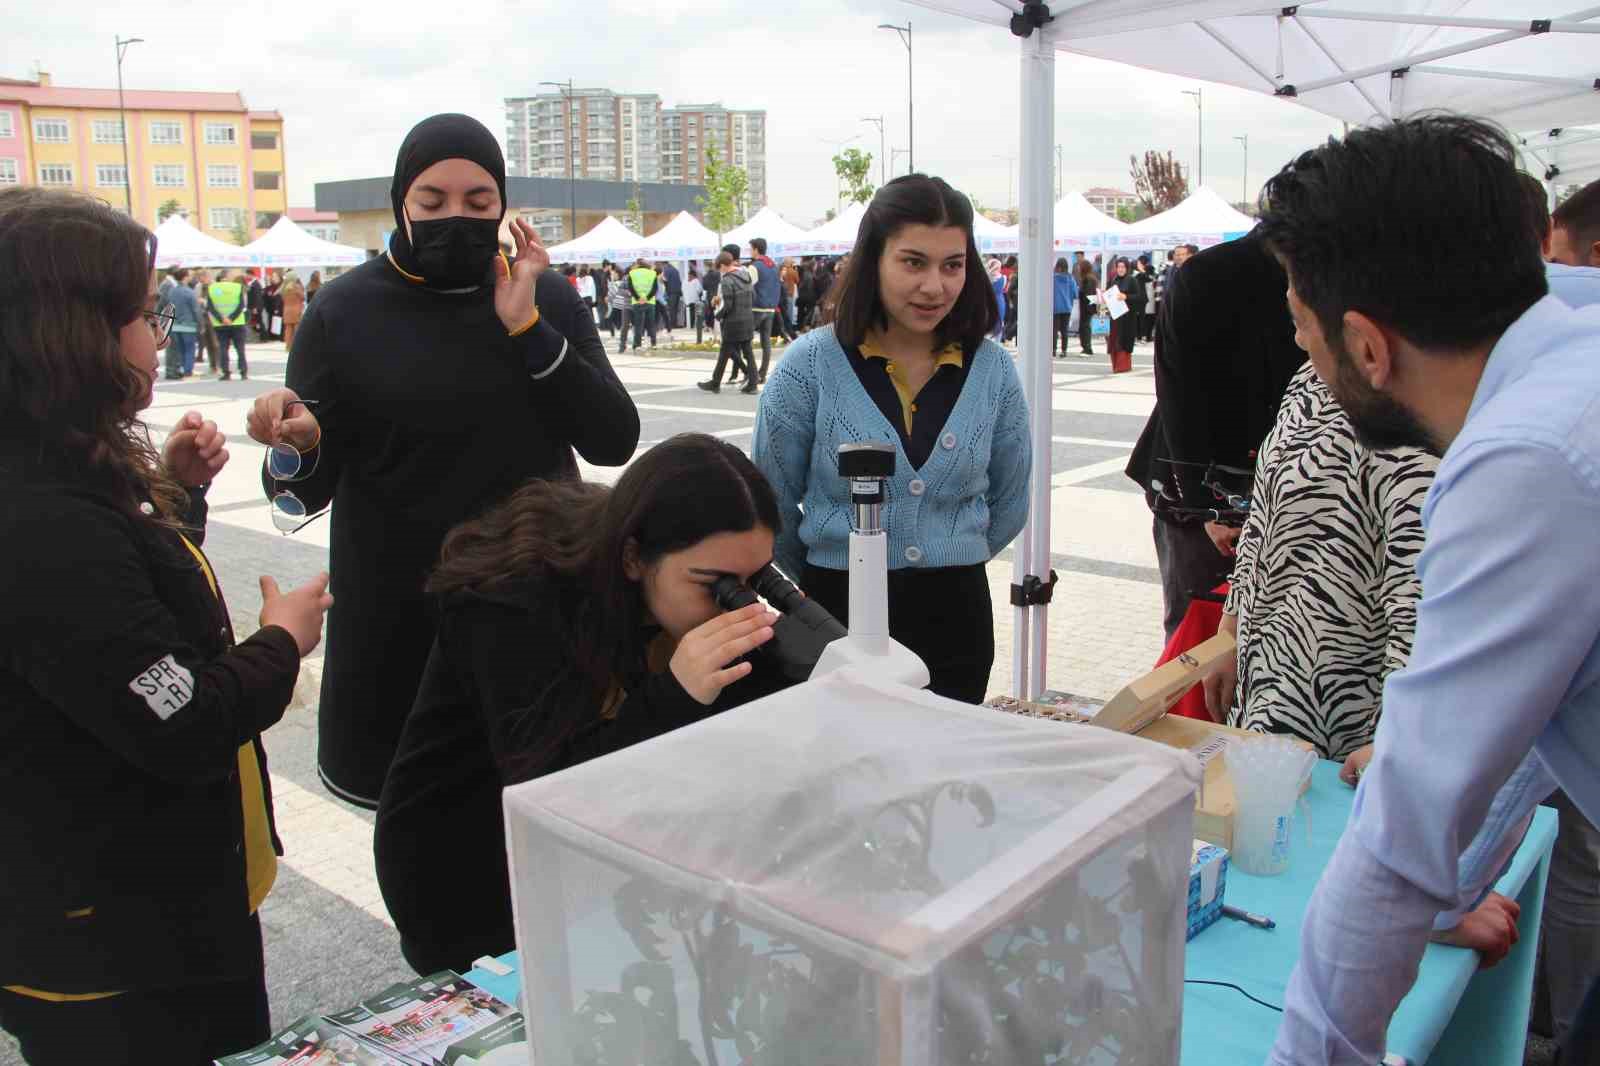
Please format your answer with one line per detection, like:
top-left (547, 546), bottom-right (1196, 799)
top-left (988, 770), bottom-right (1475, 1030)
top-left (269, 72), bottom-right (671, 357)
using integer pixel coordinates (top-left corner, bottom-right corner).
top-left (0, 188), bottom-right (332, 1066)
top-left (375, 434), bottom-right (792, 975)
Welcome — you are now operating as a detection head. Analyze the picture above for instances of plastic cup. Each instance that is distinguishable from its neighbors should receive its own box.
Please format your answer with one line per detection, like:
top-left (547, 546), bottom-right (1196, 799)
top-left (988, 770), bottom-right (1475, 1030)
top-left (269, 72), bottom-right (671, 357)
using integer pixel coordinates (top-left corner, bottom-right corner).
top-left (1225, 737), bottom-right (1316, 876)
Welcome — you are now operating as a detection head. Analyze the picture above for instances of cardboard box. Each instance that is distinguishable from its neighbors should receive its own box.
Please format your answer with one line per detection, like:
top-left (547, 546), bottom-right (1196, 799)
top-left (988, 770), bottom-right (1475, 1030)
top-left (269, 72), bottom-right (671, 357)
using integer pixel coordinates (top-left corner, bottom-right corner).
top-left (989, 632), bottom-right (1315, 850)
top-left (1188, 839), bottom-right (1229, 941)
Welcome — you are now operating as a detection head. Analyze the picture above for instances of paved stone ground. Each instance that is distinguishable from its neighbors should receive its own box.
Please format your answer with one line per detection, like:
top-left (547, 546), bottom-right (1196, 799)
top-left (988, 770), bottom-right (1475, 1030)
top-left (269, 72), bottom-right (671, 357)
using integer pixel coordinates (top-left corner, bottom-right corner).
top-left (0, 333), bottom-right (1557, 1065)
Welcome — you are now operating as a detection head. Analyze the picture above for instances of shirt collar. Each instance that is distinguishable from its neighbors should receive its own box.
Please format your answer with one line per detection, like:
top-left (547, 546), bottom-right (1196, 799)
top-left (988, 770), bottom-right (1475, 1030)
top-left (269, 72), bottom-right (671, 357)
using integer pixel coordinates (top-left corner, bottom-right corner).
top-left (859, 331), bottom-right (965, 369)
top-left (1466, 294), bottom-right (1568, 423)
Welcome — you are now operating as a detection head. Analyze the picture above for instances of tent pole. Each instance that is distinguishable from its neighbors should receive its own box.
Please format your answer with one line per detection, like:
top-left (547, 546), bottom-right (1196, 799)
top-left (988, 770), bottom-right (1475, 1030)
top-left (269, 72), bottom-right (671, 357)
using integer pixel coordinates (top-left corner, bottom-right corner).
top-left (1011, 23), bottom-right (1056, 700)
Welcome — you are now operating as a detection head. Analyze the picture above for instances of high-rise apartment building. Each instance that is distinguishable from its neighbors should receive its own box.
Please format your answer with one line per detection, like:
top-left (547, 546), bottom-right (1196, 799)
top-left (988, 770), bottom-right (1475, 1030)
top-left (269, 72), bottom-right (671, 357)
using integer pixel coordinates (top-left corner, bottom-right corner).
top-left (505, 89), bottom-right (660, 184)
top-left (0, 74), bottom-right (287, 240)
top-left (507, 89), bottom-right (766, 211)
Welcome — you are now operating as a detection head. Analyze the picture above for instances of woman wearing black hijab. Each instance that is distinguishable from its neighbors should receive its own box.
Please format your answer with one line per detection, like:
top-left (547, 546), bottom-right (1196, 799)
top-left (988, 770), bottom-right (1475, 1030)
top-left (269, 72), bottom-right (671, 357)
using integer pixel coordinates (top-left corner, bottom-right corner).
top-left (246, 114), bottom-right (639, 809)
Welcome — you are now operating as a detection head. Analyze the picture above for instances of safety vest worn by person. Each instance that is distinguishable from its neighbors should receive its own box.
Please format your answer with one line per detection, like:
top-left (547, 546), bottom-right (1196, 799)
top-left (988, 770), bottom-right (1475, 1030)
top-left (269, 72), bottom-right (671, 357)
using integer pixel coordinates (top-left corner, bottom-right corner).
top-left (627, 267), bottom-right (658, 305)
top-left (207, 281), bottom-right (247, 327)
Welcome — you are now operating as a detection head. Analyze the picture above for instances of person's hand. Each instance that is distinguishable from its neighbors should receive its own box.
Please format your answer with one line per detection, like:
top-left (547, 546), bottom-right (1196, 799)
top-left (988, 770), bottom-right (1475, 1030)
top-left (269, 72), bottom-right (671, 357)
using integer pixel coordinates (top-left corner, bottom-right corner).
top-left (1205, 521), bottom-right (1241, 557)
top-left (1339, 743), bottom-right (1376, 788)
top-left (246, 388), bottom-right (320, 452)
top-left (258, 572), bottom-right (334, 657)
top-left (494, 217), bottom-right (550, 333)
top-left (162, 411), bottom-right (228, 487)
top-left (669, 602), bottom-right (778, 706)
top-left (1202, 652), bottom-right (1237, 723)
top-left (1431, 892), bottom-right (1521, 969)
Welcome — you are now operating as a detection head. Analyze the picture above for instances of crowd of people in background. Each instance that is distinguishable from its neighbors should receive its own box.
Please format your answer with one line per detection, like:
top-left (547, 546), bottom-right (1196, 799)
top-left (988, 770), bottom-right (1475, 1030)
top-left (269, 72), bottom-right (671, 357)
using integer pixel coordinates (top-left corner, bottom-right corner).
top-left (153, 265), bottom-right (328, 381)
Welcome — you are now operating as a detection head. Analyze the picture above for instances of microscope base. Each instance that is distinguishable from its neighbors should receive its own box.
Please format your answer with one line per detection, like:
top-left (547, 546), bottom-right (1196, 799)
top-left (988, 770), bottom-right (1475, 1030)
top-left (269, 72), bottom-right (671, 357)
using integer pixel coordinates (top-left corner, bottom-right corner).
top-left (812, 634), bottom-right (930, 689)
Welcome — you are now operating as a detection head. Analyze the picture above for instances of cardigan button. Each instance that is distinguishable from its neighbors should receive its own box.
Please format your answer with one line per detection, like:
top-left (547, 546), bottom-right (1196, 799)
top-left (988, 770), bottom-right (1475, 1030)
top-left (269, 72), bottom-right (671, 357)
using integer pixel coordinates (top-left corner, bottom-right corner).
top-left (941, 432), bottom-right (957, 451)
top-left (905, 546), bottom-right (923, 564)
top-left (908, 479), bottom-right (926, 496)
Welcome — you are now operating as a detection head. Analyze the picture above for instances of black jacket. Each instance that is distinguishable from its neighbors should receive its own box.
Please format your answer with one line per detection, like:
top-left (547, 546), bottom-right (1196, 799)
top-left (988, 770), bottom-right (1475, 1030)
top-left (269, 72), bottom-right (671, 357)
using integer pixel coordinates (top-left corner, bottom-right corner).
top-left (1125, 233), bottom-right (1305, 512)
top-left (0, 447), bottom-right (300, 992)
top-left (717, 268), bottom-right (755, 342)
top-left (263, 261), bottom-right (640, 807)
top-left (375, 572), bottom-right (790, 974)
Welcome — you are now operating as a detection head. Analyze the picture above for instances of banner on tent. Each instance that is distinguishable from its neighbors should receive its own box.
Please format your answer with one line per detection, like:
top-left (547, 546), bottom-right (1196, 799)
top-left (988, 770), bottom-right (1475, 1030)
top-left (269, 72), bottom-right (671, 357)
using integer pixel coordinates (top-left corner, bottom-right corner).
top-left (1105, 230), bottom-right (1249, 252)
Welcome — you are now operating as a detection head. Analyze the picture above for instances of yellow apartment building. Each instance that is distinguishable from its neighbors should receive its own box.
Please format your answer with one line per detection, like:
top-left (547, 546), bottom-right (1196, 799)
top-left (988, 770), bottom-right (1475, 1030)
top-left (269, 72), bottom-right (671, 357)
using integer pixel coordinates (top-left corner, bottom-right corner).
top-left (0, 73), bottom-right (287, 243)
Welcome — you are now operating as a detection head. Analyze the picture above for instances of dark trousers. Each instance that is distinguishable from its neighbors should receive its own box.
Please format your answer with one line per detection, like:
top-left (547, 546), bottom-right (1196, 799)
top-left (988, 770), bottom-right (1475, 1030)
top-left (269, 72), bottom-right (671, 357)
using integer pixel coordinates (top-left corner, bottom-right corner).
top-left (0, 914), bottom-right (269, 1066)
top-left (753, 310), bottom-right (776, 380)
top-left (625, 304), bottom-right (655, 349)
top-left (803, 562), bottom-right (994, 704)
top-left (796, 299), bottom-right (814, 332)
top-left (713, 336), bottom-right (753, 385)
top-left (1077, 300), bottom-right (1095, 353)
top-left (1052, 313), bottom-right (1073, 356)
top-left (1152, 514), bottom-right (1231, 640)
top-left (692, 305), bottom-right (705, 344)
top-left (215, 325), bottom-right (247, 376)
top-left (667, 293), bottom-right (681, 331)
top-left (1534, 789), bottom-right (1600, 1047)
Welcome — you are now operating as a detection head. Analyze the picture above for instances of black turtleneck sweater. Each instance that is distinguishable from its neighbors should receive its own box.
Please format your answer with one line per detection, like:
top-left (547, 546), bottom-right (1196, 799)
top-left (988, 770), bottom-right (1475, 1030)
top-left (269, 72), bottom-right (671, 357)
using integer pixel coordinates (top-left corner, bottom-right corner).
top-left (261, 257), bottom-right (639, 807)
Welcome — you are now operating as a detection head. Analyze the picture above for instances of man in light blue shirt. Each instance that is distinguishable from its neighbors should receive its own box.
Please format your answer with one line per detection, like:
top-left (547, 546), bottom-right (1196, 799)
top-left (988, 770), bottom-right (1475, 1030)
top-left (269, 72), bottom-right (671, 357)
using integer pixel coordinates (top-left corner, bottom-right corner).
top-left (1256, 116), bottom-right (1600, 1066)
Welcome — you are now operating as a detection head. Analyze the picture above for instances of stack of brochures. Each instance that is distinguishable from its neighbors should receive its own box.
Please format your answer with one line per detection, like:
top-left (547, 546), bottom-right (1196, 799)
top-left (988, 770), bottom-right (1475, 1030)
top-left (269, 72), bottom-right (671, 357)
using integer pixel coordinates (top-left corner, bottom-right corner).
top-left (215, 970), bottom-right (526, 1065)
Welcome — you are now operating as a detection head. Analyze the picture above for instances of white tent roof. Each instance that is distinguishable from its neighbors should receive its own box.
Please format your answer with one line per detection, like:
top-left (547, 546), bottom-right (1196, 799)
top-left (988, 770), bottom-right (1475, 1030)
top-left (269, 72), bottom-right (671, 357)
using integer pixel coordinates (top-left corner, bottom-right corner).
top-left (635, 211), bottom-right (724, 261)
top-left (545, 216), bottom-right (650, 265)
top-left (1520, 125), bottom-right (1600, 187)
top-left (242, 216), bottom-right (366, 268)
top-left (723, 207), bottom-right (812, 258)
top-left (789, 202), bottom-right (870, 255)
top-left (1116, 186), bottom-right (1257, 250)
top-left (912, 2), bottom-right (1600, 132)
top-left (1054, 191), bottom-right (1131, 251)
top-left (972, 211), bottom-right (1020, 254)
top-left (152, 215), bottom-right (257, 269)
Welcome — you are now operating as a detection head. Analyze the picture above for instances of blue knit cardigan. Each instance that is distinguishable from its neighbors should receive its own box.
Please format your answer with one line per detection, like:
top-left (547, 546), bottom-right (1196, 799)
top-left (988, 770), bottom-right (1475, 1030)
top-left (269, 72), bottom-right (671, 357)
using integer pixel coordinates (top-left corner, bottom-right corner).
top-left (751, 326), bottom-right (1032, 579)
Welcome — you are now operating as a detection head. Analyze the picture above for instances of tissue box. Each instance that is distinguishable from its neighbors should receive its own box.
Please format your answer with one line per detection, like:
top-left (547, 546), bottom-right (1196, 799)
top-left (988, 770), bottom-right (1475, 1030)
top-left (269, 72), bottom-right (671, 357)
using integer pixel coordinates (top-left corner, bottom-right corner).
top-left (506, 670), bottom-right (1202, 1066)
top-left (1187, 839), bottom-right (1229, 940)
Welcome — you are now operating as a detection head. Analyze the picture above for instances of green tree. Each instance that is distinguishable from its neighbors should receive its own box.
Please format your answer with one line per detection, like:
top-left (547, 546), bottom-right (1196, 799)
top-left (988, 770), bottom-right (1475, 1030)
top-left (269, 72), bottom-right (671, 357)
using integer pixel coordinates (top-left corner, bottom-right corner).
top-left (624, 196), bottom-right (643, 234)
top-left (695, 145), bottom-right (749, 236)
top-left (832, 148), bottom-right (875, 206)
top-left (157, 198), bottom-right (184, 222)
top-left (229, 221), bottom-right (250, 246)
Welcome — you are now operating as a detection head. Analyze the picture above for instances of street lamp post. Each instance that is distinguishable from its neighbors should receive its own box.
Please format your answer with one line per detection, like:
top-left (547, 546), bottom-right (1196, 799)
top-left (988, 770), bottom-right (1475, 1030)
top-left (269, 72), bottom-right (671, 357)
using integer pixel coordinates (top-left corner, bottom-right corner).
top-left (539, 79), bottom-right (577, 241)
top-left (993, 154), bottom-right (1015, 212)
top-left (1181, 87), bottom-right (1203, 188)
top-left (1234, 134), bottom-right (1248, 207)
top-left (877, 21), bottom-right (913, 173)
top-left (1055, 144), bottom-right (1063, 202)
top-left (114, 35), bottom-right (142, 216)
top-left (861, 115), bottom-right (886, 187)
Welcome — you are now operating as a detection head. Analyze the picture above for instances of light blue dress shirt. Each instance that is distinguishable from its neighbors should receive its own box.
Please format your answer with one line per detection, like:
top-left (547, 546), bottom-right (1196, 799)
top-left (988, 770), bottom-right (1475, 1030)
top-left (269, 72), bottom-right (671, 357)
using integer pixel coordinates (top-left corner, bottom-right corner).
top-left (1547, 261), bottom-right (1600, 309)
top-left (1269, 294), bottom-right (1600, 1065)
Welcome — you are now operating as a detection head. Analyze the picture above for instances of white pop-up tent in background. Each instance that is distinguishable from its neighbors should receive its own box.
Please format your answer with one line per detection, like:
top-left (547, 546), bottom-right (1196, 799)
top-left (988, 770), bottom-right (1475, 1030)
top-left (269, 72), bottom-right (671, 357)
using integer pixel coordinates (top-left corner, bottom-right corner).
top-left (789, 202), bottom-right (870, 255)
top-left (1117, 186), bottom-right (1258, 252)
top-left (543, 216), bottom-right (650, 265)
top-left (635, 211), bottom-right (724, 262)
top-left (723, 207), bottom-right (813, 259)
top-left (152, 215), bottom-right (258, 269)
top-left (244, 216), bottom-right (367, 268)
top-left (905, 0), bottom-right (1600, 699)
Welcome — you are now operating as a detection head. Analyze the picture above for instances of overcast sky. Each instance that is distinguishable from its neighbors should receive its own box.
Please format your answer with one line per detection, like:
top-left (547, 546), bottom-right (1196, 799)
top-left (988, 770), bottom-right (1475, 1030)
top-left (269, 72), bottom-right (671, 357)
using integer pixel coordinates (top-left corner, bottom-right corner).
top-left (6, 0), bottom-right (1346, 225)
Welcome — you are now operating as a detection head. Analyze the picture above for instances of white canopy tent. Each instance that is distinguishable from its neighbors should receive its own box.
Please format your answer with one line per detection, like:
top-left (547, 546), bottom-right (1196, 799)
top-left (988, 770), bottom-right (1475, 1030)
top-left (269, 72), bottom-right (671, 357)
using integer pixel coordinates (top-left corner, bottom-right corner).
top-left (1116, 186), bottom-right (1258, 252)
top-left (723, 207), bottom-right (813, 258)
top-left (788, 203), bottom-right (869, 255)
top-left (544, 216), bottom-right (650, 265)
top-left (973, 211), bottom-right (1021, 254)
top-left (1520, 125), bottom-right (1600, 190)
top-left (906, 0), bottom-right (1600, 699)
top-left (634, 211), bottom-right (724, 262)
top-left (152, 215), bottom-right (257, 269)
top-left (1054, 190), bottom-right (1131, 252)
top-left (243, 216), bottom-right (366, 268)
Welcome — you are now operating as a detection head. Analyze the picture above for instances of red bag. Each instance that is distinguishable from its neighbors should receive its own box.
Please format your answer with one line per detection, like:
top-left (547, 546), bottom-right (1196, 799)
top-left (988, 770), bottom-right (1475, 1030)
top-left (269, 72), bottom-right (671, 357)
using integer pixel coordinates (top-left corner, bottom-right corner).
top-left (1110, 349), bottom-right (1132, 373)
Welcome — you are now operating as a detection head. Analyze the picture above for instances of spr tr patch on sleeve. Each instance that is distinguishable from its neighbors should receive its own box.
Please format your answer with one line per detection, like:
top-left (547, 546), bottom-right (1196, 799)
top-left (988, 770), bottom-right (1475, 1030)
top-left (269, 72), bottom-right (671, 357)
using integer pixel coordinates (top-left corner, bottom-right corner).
top-left (129, 654), bottom-right (196, 719)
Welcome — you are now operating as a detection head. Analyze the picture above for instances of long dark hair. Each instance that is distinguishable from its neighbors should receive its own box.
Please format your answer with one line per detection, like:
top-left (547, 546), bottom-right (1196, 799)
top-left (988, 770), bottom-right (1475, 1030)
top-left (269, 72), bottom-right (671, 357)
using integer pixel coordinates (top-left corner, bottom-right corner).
top-left (430, 433), bottom-right (781, 698)
top-left (0, 187), bottom-right (186, 521)
top-left (827, 174), bottom-right (998, 354)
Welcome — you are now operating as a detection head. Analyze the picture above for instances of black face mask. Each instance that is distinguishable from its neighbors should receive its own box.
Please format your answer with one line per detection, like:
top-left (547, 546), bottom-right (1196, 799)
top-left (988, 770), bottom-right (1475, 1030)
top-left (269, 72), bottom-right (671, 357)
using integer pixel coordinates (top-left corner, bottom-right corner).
top-left (407, 214), bottom-right (500, 289)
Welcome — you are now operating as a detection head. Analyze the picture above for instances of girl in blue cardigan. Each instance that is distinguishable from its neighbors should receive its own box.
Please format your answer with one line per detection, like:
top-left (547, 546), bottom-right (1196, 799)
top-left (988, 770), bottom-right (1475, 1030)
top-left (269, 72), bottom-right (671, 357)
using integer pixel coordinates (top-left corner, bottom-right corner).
top-left (752, 175), bottom-right (1031, 702)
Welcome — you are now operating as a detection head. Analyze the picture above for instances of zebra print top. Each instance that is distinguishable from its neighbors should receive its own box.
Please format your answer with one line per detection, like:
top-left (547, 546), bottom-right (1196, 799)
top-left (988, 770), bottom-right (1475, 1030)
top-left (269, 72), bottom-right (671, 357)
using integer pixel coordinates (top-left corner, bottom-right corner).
top-left (1224, 363), bottom-right (1438, 758)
